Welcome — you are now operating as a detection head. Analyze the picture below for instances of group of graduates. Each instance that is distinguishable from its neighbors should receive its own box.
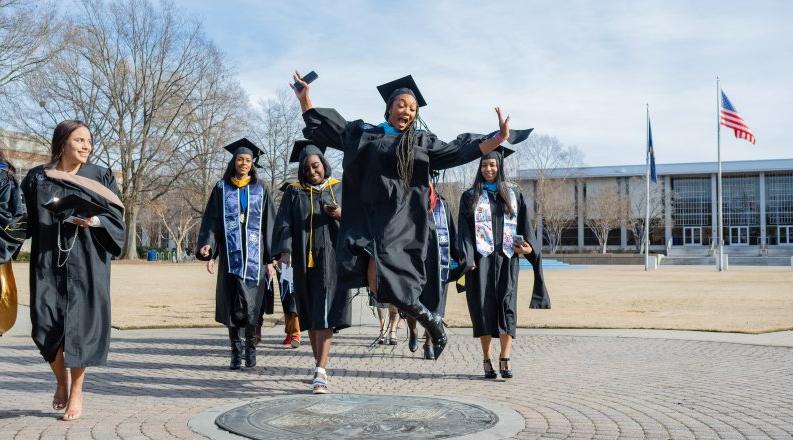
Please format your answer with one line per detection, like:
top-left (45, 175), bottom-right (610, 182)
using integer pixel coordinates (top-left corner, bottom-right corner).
top-left (194, 72), bottom-right (550, 394)
top-left (0, 71), bottom-right (550, 421)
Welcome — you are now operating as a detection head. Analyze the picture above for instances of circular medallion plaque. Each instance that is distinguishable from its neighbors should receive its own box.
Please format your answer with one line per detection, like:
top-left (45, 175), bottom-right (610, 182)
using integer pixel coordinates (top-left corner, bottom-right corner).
top-left (209, 394), bottom-right (513, 439)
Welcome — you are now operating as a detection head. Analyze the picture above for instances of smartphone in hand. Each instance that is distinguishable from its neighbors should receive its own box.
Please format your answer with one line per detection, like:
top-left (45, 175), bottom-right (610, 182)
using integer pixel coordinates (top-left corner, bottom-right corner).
top-left (512, 235), bottom-right (525, 246)
top-left (293, 71), bottom-right (318, 91)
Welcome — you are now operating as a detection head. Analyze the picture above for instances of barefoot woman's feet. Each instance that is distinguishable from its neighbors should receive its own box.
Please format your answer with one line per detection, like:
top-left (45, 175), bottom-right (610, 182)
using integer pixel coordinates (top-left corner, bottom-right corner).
top-left (52, 384), bottom-right (68, 411)
top-left (62, 394), bottom-right (82, 421)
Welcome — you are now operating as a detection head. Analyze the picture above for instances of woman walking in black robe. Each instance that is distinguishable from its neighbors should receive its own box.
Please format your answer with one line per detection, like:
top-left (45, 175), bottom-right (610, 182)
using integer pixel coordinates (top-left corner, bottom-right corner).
top-left (274, 140), bottom-right (345, 393)
top-left (292, 71), bottom-right (528, 359)
top-left (0, 150), bottom-right (26, 336)
top-left (21, 120), bottom-right (126, 421)
top-left (196, 139), bottom-right (277, 370)
top-left (458, 147), bottom-right (550, 379)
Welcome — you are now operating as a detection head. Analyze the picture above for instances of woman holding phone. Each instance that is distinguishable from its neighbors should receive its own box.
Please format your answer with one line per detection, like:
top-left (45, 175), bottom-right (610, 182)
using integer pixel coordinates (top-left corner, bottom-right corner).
top-left (21, 120), bottom-right (126, 421)
top-left (274, 140), bottom-right (344, 393)
top-left (292, 71), bottom-right (530, 361)
top-left (457, 146), bottom-right (550, 380)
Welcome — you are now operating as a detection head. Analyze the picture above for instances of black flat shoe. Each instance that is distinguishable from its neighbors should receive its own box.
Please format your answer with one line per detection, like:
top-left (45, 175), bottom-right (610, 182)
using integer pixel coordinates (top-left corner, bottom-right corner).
top-left (408, 332), bottom-right (418, 352)
top-left (423, 344), bottom-right (435, 360)
top-left (499, 358), bottom-right (513, 379)
top-left (483, 359), bottom-right (498, 379)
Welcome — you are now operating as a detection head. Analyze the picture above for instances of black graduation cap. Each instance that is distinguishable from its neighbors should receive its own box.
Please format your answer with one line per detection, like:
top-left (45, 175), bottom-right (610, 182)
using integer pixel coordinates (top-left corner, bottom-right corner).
top-left (43, 194), bottom-right (109, 218)
top-left (289, 140), bottom-right (327, 164)
top-left (483, 145), bottom-right (516, 160)
top-left (377, 75), bottom-right (427, 107)
top-left (223, 138), bottom-right (263, 159)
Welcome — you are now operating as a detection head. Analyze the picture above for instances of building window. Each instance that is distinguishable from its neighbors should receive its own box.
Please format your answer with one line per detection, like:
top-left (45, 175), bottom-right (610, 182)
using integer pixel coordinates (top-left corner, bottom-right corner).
top-left (722, 174), bottom-right (759, 226)
top-left (672, 177), bottom-right (711, 227)
top-left (766, 173), bottom-right (793, 245)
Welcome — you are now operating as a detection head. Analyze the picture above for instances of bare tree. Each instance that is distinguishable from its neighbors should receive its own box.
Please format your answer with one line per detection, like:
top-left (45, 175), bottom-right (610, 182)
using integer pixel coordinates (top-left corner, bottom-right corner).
top-left (4, 0), bottom-right (229, 259)
top-left (520, 134), bottom-right (583, 224)
top-left (147, 191), bottom-right (199, 261)
top-left (0, 0), bottom-right (62, 95)
top-left (539, 181), bottom-right (576, 254)
top-left (586, 185), bottom-right (629, 254)
top-left (626, 178), bottom-right (667, 253)
top-left (250, 88), bottom-right (303, 197)
top-left (173, 59), bottom-right (249, 216)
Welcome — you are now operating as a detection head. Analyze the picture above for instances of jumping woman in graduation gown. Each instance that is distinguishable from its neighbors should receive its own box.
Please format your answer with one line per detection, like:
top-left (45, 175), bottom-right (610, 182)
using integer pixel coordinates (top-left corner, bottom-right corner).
top-left (0, 151), bottom-right (26, 336)
top-left (197, 139), bottom-right (277, 370)
top-left (274, 140), bottom-right (345, 393)
top-left (293, 71), bottom-right (528, 359)
top-left (21, 120), bottom-right (126, 421)
top-left (458, 147), bottom-right (550, 380)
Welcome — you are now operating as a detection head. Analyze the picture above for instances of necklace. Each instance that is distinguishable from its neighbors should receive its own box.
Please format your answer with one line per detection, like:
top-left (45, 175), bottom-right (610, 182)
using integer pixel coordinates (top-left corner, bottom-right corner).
top-left (56, 221), bottom-right (79, 268)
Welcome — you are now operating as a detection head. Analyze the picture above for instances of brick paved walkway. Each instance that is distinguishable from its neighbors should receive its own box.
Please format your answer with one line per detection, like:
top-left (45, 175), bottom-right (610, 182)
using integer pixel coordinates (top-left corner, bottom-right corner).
top-left (2, 299), bottom-right (793, 439)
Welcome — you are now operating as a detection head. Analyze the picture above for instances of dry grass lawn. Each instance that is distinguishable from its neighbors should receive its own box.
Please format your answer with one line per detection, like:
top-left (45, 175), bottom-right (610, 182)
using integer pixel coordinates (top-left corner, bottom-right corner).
top-left (12, 262), bottom-right (793, 333)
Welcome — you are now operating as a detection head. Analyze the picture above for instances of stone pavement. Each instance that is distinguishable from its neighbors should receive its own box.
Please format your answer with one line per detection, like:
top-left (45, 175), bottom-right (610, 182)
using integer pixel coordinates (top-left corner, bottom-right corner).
top-left (1, 295), bottom-right (793, 440)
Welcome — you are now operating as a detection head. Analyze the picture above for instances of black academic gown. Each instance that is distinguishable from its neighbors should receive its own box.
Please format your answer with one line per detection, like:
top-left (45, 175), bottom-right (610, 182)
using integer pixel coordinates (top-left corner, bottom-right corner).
top-left (420, 195), bottom-right (463, 317)
top-left (273, 179), bottom-right (349, 330)
top-left (21, 164), bottom-right (126, 367)
top-left (302, 108), bottom-right (501, 311)
top-left (196, 181), bottom-right (276, 327)
top-left (0, 167), bottom-right (26, 262)
top-left (458, 187), bottom-right (550, 338)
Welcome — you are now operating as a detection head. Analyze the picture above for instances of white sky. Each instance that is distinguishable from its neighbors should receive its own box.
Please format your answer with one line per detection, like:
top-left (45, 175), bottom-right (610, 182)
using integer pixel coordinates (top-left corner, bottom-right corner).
top-left (173, 0), bottom-right (793, 167)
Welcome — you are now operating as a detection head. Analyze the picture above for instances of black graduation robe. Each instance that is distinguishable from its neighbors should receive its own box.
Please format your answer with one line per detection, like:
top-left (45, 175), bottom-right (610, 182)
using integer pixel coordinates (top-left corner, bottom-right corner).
top-left (196, 180), bottom-right (276, 327)
top-left (21, 163), bottom-right (126, 367)
top-left (458, 187), bottom-right (550, 338)
top-left (0, 166), bottom-right (26, 262)
top-left (273, 179), bottom-right (349, 330)
top-left (303, 108), bottom-right (506, 310)
top-left (421, 194), bottom-right (463, 317)
top-left (0, 165), bottom-right (26, 336)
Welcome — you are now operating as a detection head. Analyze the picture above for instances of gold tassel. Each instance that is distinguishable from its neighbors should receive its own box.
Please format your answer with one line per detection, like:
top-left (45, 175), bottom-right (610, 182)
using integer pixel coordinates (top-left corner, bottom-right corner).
top-left (307, 251), bottom-right (315, 268)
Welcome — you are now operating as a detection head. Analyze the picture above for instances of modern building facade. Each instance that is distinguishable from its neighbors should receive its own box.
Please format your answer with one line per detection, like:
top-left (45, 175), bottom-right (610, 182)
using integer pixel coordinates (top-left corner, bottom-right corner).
top-left (518, 158), bottom-right (793, 254)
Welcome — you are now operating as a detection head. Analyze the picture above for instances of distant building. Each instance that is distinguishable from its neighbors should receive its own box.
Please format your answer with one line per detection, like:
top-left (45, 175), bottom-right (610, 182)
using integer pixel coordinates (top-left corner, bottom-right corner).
top-left (0, 130), bottom-right (50, 175)
top-left (518, 159), bottom-right (793, 255)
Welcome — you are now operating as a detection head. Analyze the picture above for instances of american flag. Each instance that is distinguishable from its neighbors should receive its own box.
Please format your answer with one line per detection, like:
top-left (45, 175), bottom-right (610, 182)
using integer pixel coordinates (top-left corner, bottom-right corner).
top-left (720, 91), bottom-right (756, 144)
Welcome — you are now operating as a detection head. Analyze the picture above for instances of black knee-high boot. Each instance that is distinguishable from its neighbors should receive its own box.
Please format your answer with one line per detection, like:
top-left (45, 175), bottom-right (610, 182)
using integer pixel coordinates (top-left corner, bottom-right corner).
top-left (229, 327), bottom-right (243, 370)
top-left (244, 325), bottom-right (257, 368)
top-left (401, 303), bottom-right (447, 359)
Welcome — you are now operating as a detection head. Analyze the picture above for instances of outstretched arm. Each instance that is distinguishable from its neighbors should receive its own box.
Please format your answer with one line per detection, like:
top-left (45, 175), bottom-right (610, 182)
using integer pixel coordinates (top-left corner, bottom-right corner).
top-left (478, 107), bottom-right (510, 154)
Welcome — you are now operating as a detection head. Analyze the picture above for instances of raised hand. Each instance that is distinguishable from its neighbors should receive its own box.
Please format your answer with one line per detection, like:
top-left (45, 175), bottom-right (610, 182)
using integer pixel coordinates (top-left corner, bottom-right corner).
top-left (290, 70), bottom-right (313, 112)
top-left (495, 107), bottom-right (510, 140)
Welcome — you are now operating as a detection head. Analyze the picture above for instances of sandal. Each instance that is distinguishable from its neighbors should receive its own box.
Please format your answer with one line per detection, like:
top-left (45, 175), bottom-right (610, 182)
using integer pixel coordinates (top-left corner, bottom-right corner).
top-left (377, 329), bottom-right (386, 345)
top-left (52, 385), bottom-right (68, 411)
top-left (312, 367), bottom-right (329, 394)
top-left (499, 358), bottom-right (513, 379)
top-left (483, 359), bottom-right (498, 379)
top-left (388, 330), bottom-right (398, 345)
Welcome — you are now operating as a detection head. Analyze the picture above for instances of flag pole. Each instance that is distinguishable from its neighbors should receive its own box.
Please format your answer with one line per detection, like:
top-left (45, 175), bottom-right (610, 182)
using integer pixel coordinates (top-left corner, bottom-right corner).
top-left (645, 103), bottom-right (651, 270)
top-left (716, 76), bottom-right (724, 271)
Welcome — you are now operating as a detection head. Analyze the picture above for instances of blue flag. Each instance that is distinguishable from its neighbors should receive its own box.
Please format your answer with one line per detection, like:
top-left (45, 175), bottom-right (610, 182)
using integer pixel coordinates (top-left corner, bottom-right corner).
top-left (647, 118), bottom-right (657, 183)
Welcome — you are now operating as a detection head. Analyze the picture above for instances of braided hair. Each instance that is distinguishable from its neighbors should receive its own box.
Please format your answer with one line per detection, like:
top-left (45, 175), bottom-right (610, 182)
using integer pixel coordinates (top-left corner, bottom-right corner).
top-left (385, 95), bottom-right (429, 191)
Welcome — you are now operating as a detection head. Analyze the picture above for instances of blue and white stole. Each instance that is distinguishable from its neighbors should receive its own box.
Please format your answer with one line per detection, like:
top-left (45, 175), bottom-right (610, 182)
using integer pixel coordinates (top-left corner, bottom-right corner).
top-left (474, 186), bottom-right (518, 257)
top-left (221, 181), bottom-right (264, 284)
top-left (432, 199), bottom-right (451, 283)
